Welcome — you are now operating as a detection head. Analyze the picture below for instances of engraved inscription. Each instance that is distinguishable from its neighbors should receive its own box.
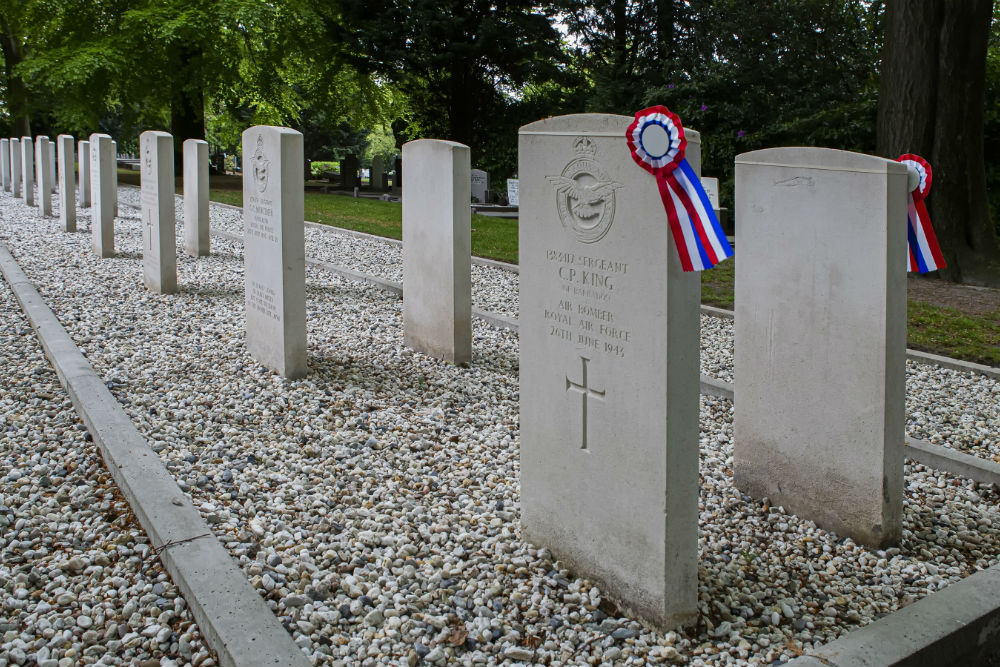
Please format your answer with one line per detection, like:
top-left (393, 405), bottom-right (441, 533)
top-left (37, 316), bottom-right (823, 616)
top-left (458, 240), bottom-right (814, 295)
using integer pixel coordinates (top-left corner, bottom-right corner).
top-left (247, 279), bottom-right (281, 323)
top-left (566, 356), bottom-right (605, 450)
top-left (245, 194), bottom-right (278, 244)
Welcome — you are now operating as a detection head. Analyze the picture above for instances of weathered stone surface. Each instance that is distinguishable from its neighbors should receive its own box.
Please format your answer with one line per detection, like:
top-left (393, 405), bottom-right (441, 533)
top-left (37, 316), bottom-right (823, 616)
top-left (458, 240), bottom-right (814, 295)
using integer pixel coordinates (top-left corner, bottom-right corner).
top-left (242, 125), bottom-right (307, 378)
top-left (518, 113), bottom-right (700, 629)
top-left (78, 140), bottom-right (91, 207)
top-left (183, 139), bottom-right (210, 257)
top-left (57, 135), bottom-right (76, 232)
top-left (89, 133), bottom-right (116, 257)
top-left (733, 147), bottom-right (908, 547)
top-left (35, 136), bottom-right (52, 216)
top-left (140, 131), bottom-right (177, 294)
top-left (402, 139), bottom-right (472, 365)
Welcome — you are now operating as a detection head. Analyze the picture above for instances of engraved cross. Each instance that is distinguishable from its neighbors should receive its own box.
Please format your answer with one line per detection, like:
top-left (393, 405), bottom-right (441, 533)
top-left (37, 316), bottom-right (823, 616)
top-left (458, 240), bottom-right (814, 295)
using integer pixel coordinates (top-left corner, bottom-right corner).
top-left (144, 209), bottom-right (154, 252)
top-left (566, 356), bottom-right (605, 450)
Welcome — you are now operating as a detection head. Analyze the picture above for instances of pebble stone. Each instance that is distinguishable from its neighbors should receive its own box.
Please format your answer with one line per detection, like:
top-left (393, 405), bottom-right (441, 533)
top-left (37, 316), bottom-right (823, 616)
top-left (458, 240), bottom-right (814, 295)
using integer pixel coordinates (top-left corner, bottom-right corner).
top-left (1, 185), bottom-right (999, 666)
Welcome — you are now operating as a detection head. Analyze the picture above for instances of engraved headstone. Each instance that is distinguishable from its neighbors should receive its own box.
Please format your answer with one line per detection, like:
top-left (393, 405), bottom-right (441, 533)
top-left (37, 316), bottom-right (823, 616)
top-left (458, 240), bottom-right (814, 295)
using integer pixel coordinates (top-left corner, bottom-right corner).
top-left (140, 131), bottom-right (177, 293)
top-left (78, 140), bottom-right (91, 207)
top-left (470, 168), bottom-right (489, 204)
top-left (700, 177), bottom-right (720, 209)
top-left (89, 133), bottom-right (116, 257)
top-left (402, 139), bottom-right (472, 364)
top-left (341, 155), bottom-right (359, 189)
top-left (518, 114), bottom-right (700, 629)
top-left (506, 178), bottom-right (519, 207)
top-left (1, 139), bottom-right (9, 192)
top-left (10, 139), bottom-right (21, 197)
top-left (242, 126), bottom-right (307, 378)
top-left (370, 155), bottom-right (385, 191)
top-left (35, 136), bottom-right (53, 216)
top-left (57, 135), bottom-right (76, 232)
top-left (21, 137), bottom-right (34, 206)
top-left (183, 138), bottom-right (210, 257)
top-left (733, 147), bottom-right (907, 547)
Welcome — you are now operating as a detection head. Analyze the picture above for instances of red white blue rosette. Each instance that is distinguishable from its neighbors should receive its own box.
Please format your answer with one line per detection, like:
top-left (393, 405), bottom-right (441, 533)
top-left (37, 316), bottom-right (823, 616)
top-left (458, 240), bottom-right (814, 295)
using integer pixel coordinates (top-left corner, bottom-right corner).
top-left (897, 154), bottom-right (945, 273)
top-left (626, 106), bottom-right (732, 272)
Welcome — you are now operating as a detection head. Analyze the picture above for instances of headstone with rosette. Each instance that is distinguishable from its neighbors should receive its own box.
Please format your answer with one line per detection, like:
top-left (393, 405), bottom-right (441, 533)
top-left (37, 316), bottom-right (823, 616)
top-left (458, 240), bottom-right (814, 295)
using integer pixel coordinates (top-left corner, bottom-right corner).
top-left (402, 139), bottom-right (472, 364)
top-left (183, 138), bottom-right (210, 257)
top-left (89, 133), bottom-right (116, 257)
top-left (518, 113), bottom-right (702, 629)
top-left (57, 135), bottom-right (76, 232)
top-left (242, 126), bottom-right (307, 378)
top-left (78, 140), bottom-right (91, 207)
top-left (733, 147), bottom-right (908, 547)
top-left (10, 139), bottom-right (21, 198)
top-left (35, 136), bottom-right (52, 216)
top-left (1, 139), bottom-right (9, 192)
top-left (21, 137), bottom-right (34, 206)
top-left (140, 131), bottom-right (177, 294)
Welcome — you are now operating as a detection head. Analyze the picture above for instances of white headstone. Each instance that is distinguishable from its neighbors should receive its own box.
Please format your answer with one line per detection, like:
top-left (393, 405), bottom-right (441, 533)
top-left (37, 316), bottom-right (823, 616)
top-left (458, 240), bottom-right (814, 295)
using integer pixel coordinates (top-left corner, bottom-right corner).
top-left (733, 147), bottom-right (907, 547)
top-left (35, 136), bottom-right (52, 216)
top-left (183, 138), bottom-right (210, 257)
top-left (57, 135), bottom-right (76, 232)
top-left (48, 144), bottom-right (57, 194)
top-left (140, 131), bottom-right (177, 294)
top-left (111, 140), bottom-right (118, 216)
top-left (506, 178), bottom-right (519, 207)
top-left (78, 140), bottom-right (91, 207)
top-left (21, 137), bottom-right (34, 206)
top-left (402, 139), bottom-right (472, 364)
top-left (1, 139), bottom-right (9, 191)
top-left (242, 126), bottom-right (307, 378)
top-left (370, 155), bottom-right (385, 191)
top-left (700, 177), bottom-right (720, 209)
top-left (470, 168), bottom-right (489, 204)
top-left (89, 133), bottom-right (116, 257)
top-left (10, 139), bottom-right (21, 197)
top-left (518, 114), bottom-right (700, 628)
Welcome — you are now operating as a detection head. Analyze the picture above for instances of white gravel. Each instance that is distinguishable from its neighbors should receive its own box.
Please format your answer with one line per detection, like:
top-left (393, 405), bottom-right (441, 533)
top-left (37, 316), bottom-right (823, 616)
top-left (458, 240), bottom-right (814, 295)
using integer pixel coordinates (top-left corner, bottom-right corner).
top-left (0, 237), bottom-right (215, 667)
top-left (2, 185), bottom-right (1000, 666)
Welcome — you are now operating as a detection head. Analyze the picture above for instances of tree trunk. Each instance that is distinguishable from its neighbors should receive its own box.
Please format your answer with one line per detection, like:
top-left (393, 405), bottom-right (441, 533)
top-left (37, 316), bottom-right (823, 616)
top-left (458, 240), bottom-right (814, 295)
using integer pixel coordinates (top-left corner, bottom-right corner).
top-left (170, 45), bottom-right (205, 176)
top-left (656, 0), bottom-right (675, 81)
top-left (0, 17), bottom-right (30, 137)
top-left (877, 0), bottom-right (999, 285)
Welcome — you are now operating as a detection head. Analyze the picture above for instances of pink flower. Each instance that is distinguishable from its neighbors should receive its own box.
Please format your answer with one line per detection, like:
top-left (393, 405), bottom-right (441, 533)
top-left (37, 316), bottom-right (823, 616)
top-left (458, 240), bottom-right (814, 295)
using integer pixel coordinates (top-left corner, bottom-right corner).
top-left (737, 130), bottom-right (745, 138)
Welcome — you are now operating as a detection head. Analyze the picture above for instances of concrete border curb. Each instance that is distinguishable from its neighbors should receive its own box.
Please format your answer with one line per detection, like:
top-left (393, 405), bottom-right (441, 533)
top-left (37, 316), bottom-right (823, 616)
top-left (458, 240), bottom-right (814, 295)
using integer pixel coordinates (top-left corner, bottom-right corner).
top-left (0, 242), bottom-right (311, 667)
top-left (785, 561), bottom-right (1000, 666)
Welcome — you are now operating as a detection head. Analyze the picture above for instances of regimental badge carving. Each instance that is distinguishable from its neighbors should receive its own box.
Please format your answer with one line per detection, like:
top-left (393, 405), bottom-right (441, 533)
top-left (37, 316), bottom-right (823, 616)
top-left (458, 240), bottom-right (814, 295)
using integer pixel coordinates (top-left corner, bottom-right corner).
top-left (251, 134), bottom-right (270, 193)
top-left (143, 144), bottom-right (152, 175)
top-left (546, 136), bottom-right (623, 244)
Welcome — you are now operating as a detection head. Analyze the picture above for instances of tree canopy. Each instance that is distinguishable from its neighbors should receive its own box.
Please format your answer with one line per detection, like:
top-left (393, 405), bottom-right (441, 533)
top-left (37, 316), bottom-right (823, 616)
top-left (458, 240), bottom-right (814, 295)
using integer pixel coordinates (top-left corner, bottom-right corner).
top-left (1, 0), bottom-right (998, 283)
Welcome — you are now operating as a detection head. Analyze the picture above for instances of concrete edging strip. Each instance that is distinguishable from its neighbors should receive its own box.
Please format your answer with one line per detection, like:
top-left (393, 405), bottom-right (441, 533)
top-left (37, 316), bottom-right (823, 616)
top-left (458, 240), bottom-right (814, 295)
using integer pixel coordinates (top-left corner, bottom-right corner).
top-left (0, 242), bottom-right (310, 667)
top-left (785, 560), bottom-right (1000, 666)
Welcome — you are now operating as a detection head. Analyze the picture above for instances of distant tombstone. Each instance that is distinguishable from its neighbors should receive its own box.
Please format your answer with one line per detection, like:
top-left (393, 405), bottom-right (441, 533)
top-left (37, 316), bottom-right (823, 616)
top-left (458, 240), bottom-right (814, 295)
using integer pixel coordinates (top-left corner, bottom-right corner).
top-left (470, 168), bottom-right (489, 204)
top-left (111, 140), bottom-right (118, 216)
top-left (183, 138), bottom-right (210, 257)
top-left (1, 139), bottom-right (9, 192)
top-left (341, 155), bottom-right (359, 189)
top-left (518, 113), bottom-right (700, 629)
top-left (700, 177), bottom-right (720, 209)
top-left (10, 139), bottom-right (21, 197)
top-left (89, 133), bottom-right (116, 257)
top-left (733, 147), bottom-right (907, 547)
top-left (57, 135), bottom-right (76, 232)
top-left (35, 136), bottom-right (52, 216)
top-left (140, 131), bottom-right (177, 294)
top-left (392, 156), bottom-right (402, 195)
top-left (78, 140), bottom-right (91, 207)
top-left (242, 126), bottom-right (307, 378)
top-left (48, 145), bottom-right (57, 194)
top-left (402, 139), bottom-right (472, 364)
top-left (21, 137), bottom-right (34, 206)
top-left (506, 178), bottom-right (519, 207)
top-left (370, 156), bottom-right (385, 191)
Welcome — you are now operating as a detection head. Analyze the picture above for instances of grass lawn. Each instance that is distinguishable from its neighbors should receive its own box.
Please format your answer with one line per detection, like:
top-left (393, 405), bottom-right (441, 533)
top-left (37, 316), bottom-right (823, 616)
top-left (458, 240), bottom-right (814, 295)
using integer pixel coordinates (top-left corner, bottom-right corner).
top-left (118, 169), bottom-right (999, 366)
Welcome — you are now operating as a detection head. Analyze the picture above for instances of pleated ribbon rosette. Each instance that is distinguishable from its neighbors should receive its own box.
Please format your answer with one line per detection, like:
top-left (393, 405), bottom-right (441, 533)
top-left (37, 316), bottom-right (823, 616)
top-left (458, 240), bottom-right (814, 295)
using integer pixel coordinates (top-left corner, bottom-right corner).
top-left (626, 106), bottom-right (733, 272)
top-left (897, 153), bottom-right (946, 273)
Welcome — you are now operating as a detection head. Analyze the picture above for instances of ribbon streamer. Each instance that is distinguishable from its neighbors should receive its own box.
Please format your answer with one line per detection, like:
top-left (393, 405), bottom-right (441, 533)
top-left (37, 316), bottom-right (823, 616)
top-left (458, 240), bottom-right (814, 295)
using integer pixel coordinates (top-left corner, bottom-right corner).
top-left (626, 106), bottom-right (733, 272)
top-left (897, 153), bottom-right (945, 273)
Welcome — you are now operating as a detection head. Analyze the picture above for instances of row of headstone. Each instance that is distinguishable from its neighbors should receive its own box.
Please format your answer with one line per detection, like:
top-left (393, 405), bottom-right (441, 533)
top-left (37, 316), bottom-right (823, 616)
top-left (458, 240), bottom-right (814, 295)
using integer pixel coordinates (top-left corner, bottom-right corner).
top-left (515, 113), bottom-right (911, 630)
